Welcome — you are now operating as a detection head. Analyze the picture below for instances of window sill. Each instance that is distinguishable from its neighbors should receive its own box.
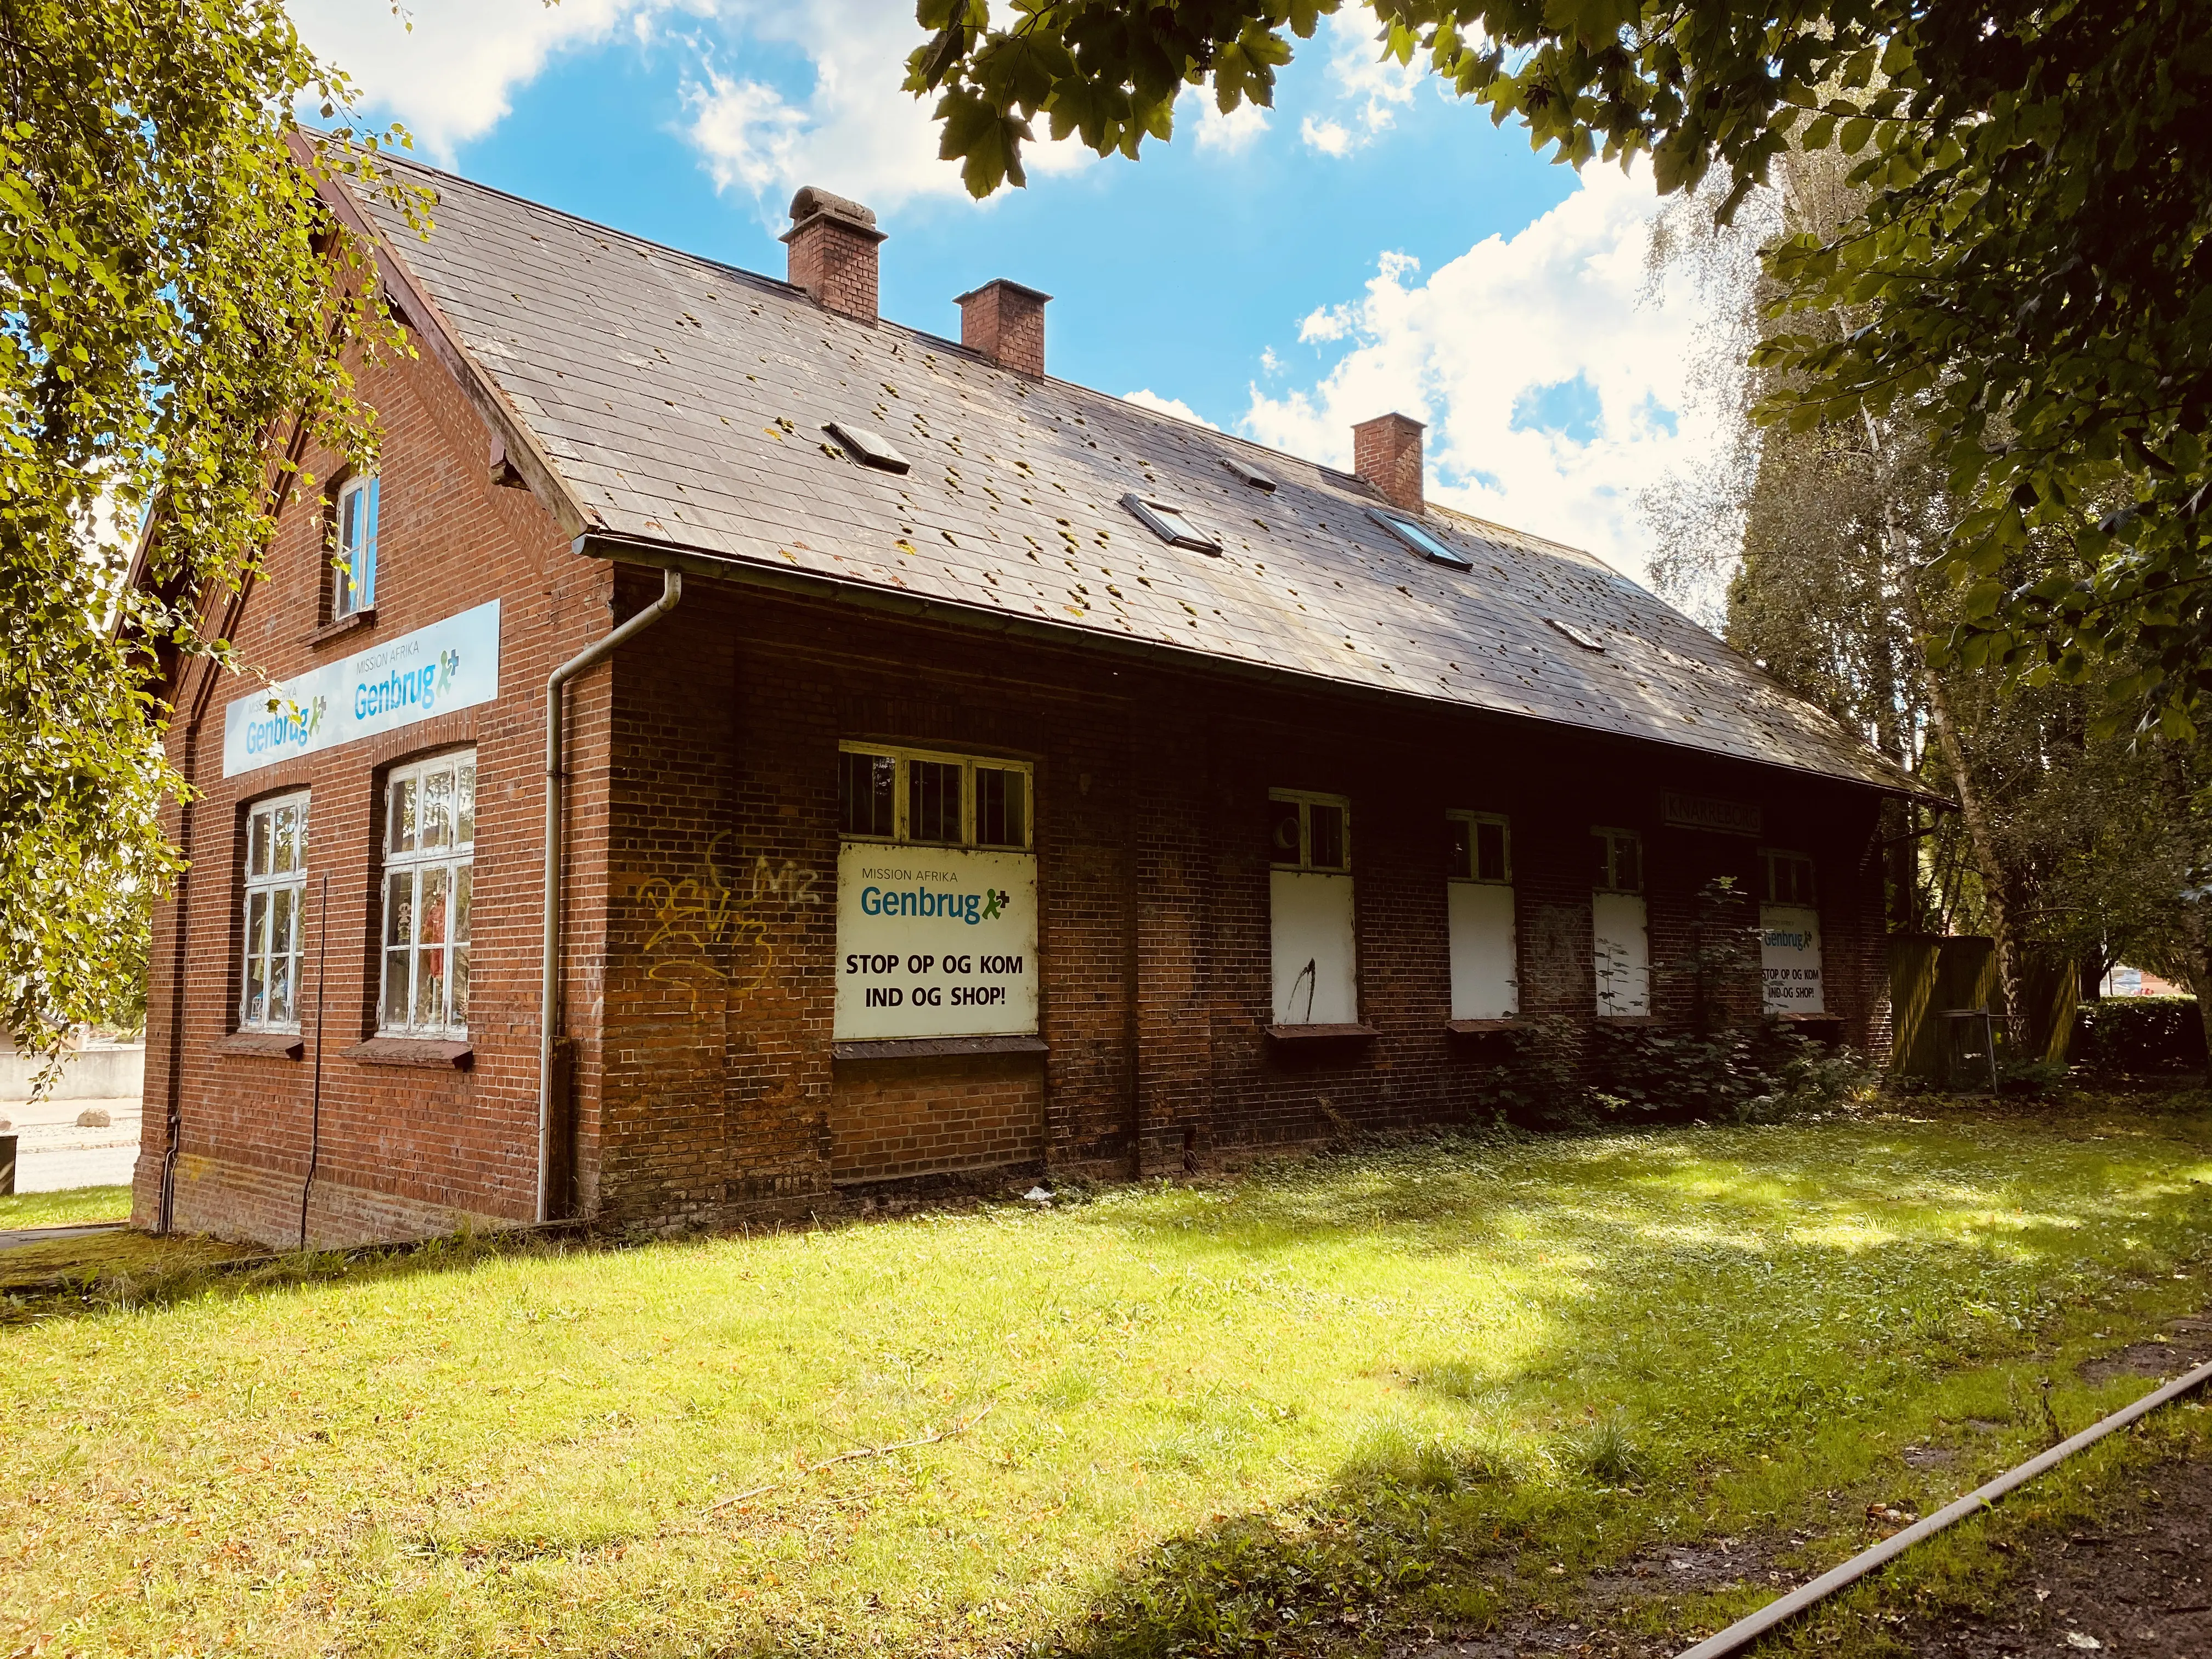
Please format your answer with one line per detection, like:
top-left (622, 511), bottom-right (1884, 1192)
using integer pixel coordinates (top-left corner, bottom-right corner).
top-left (213, 1031), bottom-right (304, 1060)
top-left (1444, 1018), bottom-right (1520, 1035)
top-left (343, 1037), bottom-right (472, 1069)
top-left (1266, 1023), bottom-right (1379, 1042)
top-left (832, 1035), bottom-right (1048, 1062)
top-left (308, 608), bottom-right (376, 647)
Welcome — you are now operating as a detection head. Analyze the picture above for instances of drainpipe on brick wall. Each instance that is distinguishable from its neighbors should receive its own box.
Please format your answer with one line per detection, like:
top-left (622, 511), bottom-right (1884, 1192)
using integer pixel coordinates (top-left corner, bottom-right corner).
top-left (539, 567), bottom-right (682, 1223)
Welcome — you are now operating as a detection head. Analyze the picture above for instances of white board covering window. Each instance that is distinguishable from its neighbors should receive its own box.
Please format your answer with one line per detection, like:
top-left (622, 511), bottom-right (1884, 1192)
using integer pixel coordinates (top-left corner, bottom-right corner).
top-left (1592, 827), bottom-right (1650, 1017)
top-left (1760, 849), bottom-right (1824, 1014)
top-left (834, 743), bottom-right (1039, 1042)
top-left (239, 792), bottom-right (309, 1031)
top-left (1447, 811), bottom-right (1516, 1019)
top-left (1269, 791), bottom-right (1357, 1025)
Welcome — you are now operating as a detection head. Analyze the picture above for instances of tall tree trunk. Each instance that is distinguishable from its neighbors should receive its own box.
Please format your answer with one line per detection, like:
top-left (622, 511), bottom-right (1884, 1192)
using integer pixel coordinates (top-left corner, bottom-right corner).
top-left (1863, 409), bottom-right (2030, 1051)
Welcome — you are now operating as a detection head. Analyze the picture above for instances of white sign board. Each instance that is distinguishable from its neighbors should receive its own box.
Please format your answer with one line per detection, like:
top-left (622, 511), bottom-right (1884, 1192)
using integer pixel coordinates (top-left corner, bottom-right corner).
top-left (222, 601), bottom-right (501, 777)
top-left (1762, 904), bottom-right (1825, 1014)
top-left (835, 844), bottom-right (1039, 1041)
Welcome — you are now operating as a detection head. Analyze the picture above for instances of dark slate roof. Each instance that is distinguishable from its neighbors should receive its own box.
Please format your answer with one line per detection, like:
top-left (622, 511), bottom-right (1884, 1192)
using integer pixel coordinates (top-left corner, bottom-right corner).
top-left (353, 156), bottom-right (1910, 794)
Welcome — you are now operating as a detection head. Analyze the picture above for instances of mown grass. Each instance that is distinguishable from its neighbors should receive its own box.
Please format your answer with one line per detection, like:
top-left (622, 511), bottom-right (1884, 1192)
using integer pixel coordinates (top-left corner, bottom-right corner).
top-left (0, 1182), bottom-right (133, 1230)
top-left (2, 1094), bottom-right (2210, 1659)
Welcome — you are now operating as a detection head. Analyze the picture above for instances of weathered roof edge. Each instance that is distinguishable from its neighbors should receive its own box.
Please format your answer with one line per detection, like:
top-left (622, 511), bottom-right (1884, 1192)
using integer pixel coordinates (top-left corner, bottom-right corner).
top-left (296, 133), bottom-right (595, 542)
top-left (575, 529), bottom-right (1944, 805)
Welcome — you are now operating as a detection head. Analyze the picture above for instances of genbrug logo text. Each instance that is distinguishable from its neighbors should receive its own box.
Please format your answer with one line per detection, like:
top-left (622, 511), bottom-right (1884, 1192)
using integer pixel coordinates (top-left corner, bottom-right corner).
top-left (355, 647), bottom-right (461, 720)
top-left (241, 692), bottom-right (328, 758)
top-left (1764, 928), bottom-right (1814, 950)
top-left (860, 884), bottom-right (1013, 926)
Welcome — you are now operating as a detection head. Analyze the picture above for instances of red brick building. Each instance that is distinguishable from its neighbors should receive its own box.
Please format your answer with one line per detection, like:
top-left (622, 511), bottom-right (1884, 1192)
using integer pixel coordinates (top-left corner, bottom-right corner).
top-left (132, 163), bottom-right (1911, 1248)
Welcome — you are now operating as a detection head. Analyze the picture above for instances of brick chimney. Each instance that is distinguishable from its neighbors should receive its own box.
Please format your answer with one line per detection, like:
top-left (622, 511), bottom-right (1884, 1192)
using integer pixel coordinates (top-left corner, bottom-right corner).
top-left (957, 279), bottom-right (1051, 377)
top-left (1353, 413), bottom-right (1425, 514)
top-left (781, 186), bottom-right (885, 323)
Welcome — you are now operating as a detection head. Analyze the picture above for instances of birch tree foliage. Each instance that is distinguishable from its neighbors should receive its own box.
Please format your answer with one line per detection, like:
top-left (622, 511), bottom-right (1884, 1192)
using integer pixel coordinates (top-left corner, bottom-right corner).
top-left (915, 0), bottom-right (2212, 736)
top-left (1, 0), bottom-right (414, 1061)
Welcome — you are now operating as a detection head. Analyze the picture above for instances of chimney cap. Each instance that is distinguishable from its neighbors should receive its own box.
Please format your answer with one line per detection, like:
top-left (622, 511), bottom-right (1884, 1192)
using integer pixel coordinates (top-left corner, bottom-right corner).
top-left (781, 185), bottom-right (885, 245)
top-left (955, 278), bottom-right (1052, 306)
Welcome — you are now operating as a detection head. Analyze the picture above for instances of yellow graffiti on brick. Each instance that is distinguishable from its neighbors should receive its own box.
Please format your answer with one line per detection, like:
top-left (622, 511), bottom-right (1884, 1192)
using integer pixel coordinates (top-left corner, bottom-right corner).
top-left (639, 833), bottom-right (821, 1010)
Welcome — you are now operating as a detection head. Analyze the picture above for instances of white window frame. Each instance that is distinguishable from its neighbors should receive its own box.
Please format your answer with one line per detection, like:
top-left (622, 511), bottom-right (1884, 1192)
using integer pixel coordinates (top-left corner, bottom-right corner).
top-left (1762, 848), bottom-right (1817, 906)
top-left (333, 473), bottom-right (379, 619)
top-left (1268, 790), bottom-right (1357, 1025)
top-left (1121, 493), bottom-right (1221, 554)
top-left (837, 743), bottom-right (1034, 850)
top-left (1368, 508), bottom-right (1472, 569)
top-left (1591, 826), bottom-right (1649, 1018)
top-left (378, 749), bottom-right (475, 1039)
top-left (1268, 789), bottom-right (1352, 873)
top-left (1447, 811), bottom-right (1517, 1020)
top-left (1447, 810), bottom-right (1511, 884)
top-left (1592, 826), bottom-right (1644, 893)
top-left (239, 791), bottom-right (311, 1032)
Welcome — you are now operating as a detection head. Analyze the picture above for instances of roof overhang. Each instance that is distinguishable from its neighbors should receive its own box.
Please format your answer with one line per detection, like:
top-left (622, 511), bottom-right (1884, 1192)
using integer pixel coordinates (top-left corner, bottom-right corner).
top-left (573, 529), bottom-right (1943, 805)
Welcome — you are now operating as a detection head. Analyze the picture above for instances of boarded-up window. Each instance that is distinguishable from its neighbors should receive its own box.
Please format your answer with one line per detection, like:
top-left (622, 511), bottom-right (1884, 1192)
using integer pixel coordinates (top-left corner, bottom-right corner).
top-left (1591, 827), bottom-right (1649, 1017)
top-left (1760, 850), bottom-right (1822, 1013)
top-left (1269, 791), bottom-right (1356, 1024)
top-left (1447, 811), bottom-right (1516, 1019)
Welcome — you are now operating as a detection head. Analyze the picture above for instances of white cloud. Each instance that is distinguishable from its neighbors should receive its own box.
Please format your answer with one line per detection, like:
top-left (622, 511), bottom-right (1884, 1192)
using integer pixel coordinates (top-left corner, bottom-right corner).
top-left (682, 0), bottom-right (1093, 214)
top-left (1297, 11), bottom-right (1423, 156)
top-left (1300, 116), bottom-right (1352, 157)
top-left (289, 0), bottom-right (656, 157)
top-left (1123, 390), bottom-right (1220, 430)
top-left (1240, 164), bottom-right (1722, 584)
top-left (1193, 98), bottom-right (1271, 154)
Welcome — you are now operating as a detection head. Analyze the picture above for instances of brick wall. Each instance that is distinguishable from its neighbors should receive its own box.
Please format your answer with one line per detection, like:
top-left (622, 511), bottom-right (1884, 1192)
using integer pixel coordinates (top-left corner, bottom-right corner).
top-left (140, 329), bottom-right (1892, 1249)
top-left (133, 323), bottom-right (613, 1249)
top-left (584, 583), bottom-right (1890, 1229)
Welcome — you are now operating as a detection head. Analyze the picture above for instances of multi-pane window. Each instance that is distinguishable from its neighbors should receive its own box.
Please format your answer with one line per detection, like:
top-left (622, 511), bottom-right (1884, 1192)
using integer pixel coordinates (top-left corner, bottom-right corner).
top-left (333, 475), bottom-right (379, 619)
top-left (836, 744), bottom-right (1031, 849)
top-left (1447, 812), bottom-right (1516, 1020)
top-left (239, 793), bottom-right (309, 1031)
top-left (1268, 790), bottom-right (1357, 1025)
top-left (380, 751), bottom-right (474, 1037)
top-left (1592, 826), bottom-right (1643, 892)
top-left (1448, 812), bottom-right (1510, 884)
top-left (1763, 849), bottom-right (1816, 906)
top-left (1269, 792), bottom-right (1350, 872)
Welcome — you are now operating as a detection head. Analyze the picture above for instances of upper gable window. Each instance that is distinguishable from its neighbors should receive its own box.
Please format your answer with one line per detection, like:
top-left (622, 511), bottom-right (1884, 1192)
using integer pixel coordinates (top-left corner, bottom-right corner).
top-left (1369, 509), bottom-right (1471, 569)
top-left (334, 475), bottom-right (379, 618)
top-left (1122, 494), bottom-right (1220, 554)
top-left (1763, 849), bottom-right (1816, 906)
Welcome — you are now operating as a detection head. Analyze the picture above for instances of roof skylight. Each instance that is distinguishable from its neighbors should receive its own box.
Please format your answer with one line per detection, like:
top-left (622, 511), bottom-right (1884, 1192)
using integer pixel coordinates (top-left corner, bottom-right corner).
top-left (1368, 509), bottom-right (1472, 569)
top-left (1546, 617), bottom-right (1606, 652)
top-left (1223, 456), bottom-right (1277, 492)
top-left (823, 420), bottom-right (911, 474)
top-left (1122, 493), bottom-right (1221, 554)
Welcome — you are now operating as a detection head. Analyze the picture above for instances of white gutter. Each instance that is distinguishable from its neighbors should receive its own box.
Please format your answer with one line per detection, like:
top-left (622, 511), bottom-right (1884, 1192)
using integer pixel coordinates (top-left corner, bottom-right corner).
top-left (537, 567), bottom-right (682, 1222)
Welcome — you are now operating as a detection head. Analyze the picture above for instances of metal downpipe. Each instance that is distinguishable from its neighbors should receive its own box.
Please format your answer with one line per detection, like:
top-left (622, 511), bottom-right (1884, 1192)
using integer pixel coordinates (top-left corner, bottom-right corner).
top-left (538, 567), bottom-right (682, 1223)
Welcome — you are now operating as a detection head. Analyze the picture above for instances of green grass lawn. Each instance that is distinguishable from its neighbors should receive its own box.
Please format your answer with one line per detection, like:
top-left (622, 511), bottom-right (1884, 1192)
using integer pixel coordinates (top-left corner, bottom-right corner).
top-left (0, 1182), bottom-right (132, 1230)
top-left (3, 1097), bottom-right (2210, 1659)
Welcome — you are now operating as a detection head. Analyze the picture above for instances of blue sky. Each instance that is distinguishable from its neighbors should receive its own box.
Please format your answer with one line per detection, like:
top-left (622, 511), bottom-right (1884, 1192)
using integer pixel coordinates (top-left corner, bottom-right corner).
top-left (291, 0), bottom-right (1731, 582)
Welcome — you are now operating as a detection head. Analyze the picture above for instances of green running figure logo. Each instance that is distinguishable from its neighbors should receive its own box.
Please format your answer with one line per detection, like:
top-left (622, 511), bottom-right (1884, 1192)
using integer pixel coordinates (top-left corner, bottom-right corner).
top-left (981, 888), bottom-right (1010, 920)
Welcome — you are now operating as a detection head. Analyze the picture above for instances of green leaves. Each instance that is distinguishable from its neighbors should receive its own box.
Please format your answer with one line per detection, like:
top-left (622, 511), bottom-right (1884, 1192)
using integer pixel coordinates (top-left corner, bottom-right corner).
top-left (0, 0), bottom-right (410, 1066)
